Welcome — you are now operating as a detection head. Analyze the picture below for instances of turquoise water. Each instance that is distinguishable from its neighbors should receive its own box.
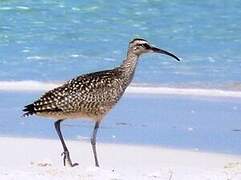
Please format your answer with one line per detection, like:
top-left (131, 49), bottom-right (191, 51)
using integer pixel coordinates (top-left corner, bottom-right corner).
top-left (1, 0), bottom-right (241, 86)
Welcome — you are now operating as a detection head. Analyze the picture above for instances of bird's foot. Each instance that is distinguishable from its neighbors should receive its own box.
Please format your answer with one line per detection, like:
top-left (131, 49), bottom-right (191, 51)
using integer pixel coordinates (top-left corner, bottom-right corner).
top-left (61, 151), bottom-right (79, 167)
top-left (95, 162), bottom-right (100, 167)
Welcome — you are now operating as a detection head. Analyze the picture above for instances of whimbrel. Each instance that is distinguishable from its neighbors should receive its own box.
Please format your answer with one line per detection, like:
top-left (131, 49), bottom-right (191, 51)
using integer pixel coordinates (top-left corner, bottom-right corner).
top-left (23, 38), bottom-right (180, 167)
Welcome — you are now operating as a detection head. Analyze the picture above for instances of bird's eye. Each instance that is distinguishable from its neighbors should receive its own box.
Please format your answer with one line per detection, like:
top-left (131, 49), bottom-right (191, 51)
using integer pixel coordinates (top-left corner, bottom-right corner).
top-left (139, 43), bottom-right (150, 49)
top-left (137, 44), bottom-right (145, 48)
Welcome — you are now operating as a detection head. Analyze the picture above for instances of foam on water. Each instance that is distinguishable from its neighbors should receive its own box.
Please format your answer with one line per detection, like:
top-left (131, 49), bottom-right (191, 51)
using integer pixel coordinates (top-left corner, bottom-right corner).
top-left (1, 80), bottom-right (241, 98)
top-left (16, 6), bottom-right (30, 10)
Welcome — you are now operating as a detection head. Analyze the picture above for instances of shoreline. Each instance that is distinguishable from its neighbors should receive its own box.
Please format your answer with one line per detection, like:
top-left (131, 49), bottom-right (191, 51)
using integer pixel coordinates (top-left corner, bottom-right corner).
top-left (0, 91), bottom-right (240, 155)
top-left (0, 136), bottom-right (241, 179)
top-left (0, 80), bottom-right (241, 98)
top-left (1, 134), bottom-right (241, 157)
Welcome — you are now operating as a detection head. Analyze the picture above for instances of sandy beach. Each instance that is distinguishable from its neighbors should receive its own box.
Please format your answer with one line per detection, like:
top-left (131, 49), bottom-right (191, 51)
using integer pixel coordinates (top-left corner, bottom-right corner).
top-left (0, 136), bottom-right (240, 180)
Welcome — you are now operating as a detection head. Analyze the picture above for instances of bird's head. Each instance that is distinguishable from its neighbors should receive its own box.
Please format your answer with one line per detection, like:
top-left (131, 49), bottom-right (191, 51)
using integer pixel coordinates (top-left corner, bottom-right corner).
top-left (128, 38), bottom-right (180, 61)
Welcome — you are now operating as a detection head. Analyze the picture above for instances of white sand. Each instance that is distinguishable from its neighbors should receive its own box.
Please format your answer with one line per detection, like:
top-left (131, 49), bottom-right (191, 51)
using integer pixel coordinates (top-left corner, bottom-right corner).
top-left (0, 137), bottom-right (240, 180)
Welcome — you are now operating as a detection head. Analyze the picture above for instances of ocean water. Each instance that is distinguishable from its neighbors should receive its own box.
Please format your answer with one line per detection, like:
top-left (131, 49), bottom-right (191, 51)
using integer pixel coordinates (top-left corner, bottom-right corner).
top-left (0, 0), bottom-right (241, 87)
top-left (0, 1), bottom-right (241, 154)
top-left (1, 91), bottom-right (241, 154)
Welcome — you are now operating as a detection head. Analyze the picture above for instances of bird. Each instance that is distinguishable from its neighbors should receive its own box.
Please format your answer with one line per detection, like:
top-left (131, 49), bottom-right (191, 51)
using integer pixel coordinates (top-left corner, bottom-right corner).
top-left (23, 38), bottom-right (180, 167)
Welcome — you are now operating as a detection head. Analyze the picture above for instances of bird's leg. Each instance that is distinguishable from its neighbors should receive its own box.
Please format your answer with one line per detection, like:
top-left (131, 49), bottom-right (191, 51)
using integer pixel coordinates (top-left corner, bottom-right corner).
top-left (54, 120), bottom-right (78, 167)
top-left (91, 121), bottom-right (100, 167)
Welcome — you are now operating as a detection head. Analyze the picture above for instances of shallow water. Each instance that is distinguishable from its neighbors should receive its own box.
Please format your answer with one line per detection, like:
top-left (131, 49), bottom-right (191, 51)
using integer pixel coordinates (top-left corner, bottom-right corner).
top-left (0, 0), bottom-right (241, 87)
top-left (1, 91), bottom-right (241, 154)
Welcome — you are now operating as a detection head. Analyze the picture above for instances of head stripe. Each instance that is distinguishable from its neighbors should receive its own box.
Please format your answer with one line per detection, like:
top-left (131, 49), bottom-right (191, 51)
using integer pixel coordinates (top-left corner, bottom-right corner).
top-left (130, 38), bottom-right (148, 44)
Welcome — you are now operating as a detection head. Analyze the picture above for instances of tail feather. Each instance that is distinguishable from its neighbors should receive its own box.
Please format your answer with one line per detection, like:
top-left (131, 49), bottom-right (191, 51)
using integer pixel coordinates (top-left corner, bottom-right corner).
top-left (23, 102), bottom-right (62, 117)
top-left (23, 104), bottom-right (36, 117)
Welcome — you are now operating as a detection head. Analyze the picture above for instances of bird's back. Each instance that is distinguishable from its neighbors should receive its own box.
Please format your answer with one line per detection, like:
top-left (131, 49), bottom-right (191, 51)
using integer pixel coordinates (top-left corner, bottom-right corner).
top-left (23, 68), bottom-right (127, 121)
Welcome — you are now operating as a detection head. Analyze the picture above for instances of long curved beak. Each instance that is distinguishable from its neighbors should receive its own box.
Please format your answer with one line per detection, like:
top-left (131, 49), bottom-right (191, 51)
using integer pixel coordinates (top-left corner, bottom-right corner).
top-left (151, 46), bottom-right (180, 61)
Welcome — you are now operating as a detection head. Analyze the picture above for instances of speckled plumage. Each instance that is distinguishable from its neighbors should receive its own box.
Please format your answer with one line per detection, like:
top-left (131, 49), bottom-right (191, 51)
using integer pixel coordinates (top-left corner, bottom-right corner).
top-left (23, 68), bottom-right (128, 121)
top-left (23, 39), bottom-right (153, 121)
top-left (23, 38), bottom-right (180, 167)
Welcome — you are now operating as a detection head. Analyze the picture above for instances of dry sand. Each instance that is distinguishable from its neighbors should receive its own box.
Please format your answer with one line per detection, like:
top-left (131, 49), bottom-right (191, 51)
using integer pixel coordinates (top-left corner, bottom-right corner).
top-left (0, 137), bottom-right (240, 180)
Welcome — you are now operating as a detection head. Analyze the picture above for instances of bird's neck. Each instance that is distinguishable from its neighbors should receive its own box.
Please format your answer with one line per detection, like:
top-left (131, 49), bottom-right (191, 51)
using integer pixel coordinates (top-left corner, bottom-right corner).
top-left (119, 51), bottom-right (139, 86)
